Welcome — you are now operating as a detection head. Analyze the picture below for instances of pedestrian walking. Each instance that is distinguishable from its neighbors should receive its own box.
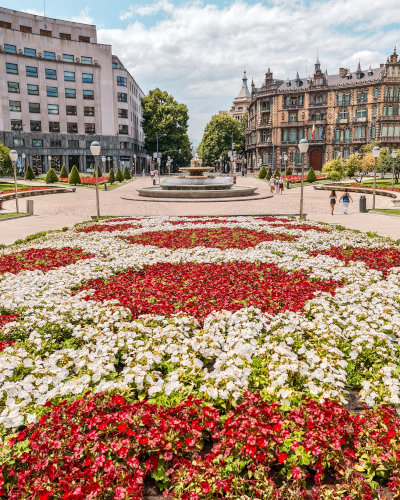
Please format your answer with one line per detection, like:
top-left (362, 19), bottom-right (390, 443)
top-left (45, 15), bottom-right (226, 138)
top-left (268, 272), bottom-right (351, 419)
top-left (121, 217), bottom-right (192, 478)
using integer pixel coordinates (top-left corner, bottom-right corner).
top-left (269, 177), bottom-right (275, 194)
top-left (275, 178), bottom-right (279, 195)
top-left (329, 190), bottom-right (337, 215)
top-left (244, 167), bottom-right (247, 176)
top-left (279, 177), bottom-right (284, 195)
top-left (339, 189), bottom-right (353, 214)
top-left (150, 170), bottom-right (155, 180)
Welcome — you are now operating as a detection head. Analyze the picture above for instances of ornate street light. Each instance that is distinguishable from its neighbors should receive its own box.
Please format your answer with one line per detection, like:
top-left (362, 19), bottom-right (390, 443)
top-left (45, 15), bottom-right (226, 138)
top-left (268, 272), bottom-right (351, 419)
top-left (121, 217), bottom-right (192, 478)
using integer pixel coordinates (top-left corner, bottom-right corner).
top-left (9, 150), bottom-right (19, 213)
top-left (391, 149), bottom-right (398, 191)
top-left (298, 138), bottom-right (309, 218)
top-left (372, 146), bottom-right (380, 209)
top-left (90, 141), bottom-right (101, 218)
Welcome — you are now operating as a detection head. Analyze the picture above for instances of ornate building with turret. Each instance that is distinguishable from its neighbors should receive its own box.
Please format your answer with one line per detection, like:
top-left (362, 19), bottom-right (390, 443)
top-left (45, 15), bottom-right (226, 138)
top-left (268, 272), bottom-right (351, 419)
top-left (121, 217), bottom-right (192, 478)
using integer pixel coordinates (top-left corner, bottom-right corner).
top-left (246, 48), bottom-right (400, 173)
top-left (219, 71), bottom-right (251, 121)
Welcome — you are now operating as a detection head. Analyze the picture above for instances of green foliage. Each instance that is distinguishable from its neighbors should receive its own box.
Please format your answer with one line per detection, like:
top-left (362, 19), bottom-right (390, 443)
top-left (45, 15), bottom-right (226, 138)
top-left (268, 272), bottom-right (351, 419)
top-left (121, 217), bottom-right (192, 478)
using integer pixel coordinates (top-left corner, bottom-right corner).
top-left (123, 166), bottom-right (131, 180)
top-left (45, 168), bottom-right (58, 184)
top-left (379, 148), bottom-right (393, 177)
top-left (285, 167), bottom-right (292, 175)
top-left (305, 167), bottom-right (317, 183)
top-left (322, 158), bottom-right (345, 181)
top-left (25, 165), bottom-right (35, 181)
top-left (273, 168), bottom-right (280, 178)
top-left (141, 88), bottom-right (191, 171)
top-left (68, 165), bottom-right (81, 185)
top-left (197, 114), bottom-right (245, 166)
top-left (0, 141), bottom-right (13, 177)
top-left (59, 165), bottom-right (68, 179)
top-left (258, 166), bottom-right (267, 179)
top-left (95, 163), bottom-right (103, 177)
top-left (266, 168), bottom-right (273, 180)
top-left (115, 167), bottom-right (124, 182)
top-left (108, 168), bottom-right (116, 184)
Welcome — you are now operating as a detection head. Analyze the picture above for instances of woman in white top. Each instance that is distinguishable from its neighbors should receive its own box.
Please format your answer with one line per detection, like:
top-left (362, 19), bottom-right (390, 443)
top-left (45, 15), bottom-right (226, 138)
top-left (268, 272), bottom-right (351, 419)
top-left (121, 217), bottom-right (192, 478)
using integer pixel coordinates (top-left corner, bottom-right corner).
top-left (269, 177), bottom-right (275, 194)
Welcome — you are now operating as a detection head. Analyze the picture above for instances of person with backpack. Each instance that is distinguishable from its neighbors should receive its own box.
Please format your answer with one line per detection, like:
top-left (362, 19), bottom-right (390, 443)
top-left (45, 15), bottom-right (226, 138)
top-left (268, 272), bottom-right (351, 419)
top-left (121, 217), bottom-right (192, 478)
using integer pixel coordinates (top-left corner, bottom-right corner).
top-left (339, 189), bottom-right (353, 214)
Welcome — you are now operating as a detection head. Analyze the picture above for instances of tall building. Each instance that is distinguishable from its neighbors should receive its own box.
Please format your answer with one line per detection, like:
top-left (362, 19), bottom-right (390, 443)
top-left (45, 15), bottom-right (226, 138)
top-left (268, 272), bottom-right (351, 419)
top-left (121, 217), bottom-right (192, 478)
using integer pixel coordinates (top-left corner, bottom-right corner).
top-left (0, 7), bottom-right (147, 174)
top-left (246, 49), bottom-right (400, 173)
top-left (219, 71), bottom-right (251, 121)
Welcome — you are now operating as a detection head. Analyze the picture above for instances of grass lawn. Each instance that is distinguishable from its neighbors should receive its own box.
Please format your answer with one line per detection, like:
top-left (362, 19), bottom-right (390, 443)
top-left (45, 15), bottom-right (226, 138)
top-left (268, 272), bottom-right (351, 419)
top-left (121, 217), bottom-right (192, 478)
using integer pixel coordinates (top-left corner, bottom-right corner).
top-left (0, 182), bottom-right (30, 192)
top-left (0, 212), bottom-right (28, 219)
top-left (360, 179), bottom-right (399, 188)
top-left (370, 208), bottom-right (400, 216)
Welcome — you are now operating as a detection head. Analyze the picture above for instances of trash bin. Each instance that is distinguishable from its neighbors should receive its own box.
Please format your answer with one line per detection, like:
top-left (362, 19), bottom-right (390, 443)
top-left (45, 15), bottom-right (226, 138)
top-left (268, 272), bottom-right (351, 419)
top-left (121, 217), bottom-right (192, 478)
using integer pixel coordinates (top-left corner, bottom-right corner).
top-left (26, 199), bottom-right (34, 215)
top-left (153, 179), bottom-right (156, 186)
top-left (359, 195), bottom-right (367, 213)
top-left (233, 176), bottom-right (236, 185)
top-left (286, 180), bottom-right (291, 189)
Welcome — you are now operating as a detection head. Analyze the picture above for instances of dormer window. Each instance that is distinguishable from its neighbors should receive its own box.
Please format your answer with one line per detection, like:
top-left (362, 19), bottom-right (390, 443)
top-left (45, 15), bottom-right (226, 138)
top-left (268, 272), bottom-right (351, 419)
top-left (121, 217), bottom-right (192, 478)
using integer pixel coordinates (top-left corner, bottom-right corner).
top-left (368, 70), bottom-right (373, 76)
top-left (286, 81), bottom-right (291, 87)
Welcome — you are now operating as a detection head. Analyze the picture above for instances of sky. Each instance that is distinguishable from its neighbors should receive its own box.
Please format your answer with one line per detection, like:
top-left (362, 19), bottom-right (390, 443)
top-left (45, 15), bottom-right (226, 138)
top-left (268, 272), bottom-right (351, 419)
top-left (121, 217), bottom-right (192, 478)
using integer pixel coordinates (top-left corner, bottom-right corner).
top-left (4, 0), bottom-right (400, 142)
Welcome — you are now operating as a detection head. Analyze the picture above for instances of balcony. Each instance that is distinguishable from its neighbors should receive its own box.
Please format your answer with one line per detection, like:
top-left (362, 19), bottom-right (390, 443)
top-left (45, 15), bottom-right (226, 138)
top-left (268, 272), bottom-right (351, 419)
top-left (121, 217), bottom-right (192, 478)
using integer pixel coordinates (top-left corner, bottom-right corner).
top-left (281, 139), bottom-right (302, 145)
top-left (379, 115), bottom-right (400, 121)
top-left (380, 137), bottom-right (400, 143)
top-left (309, 101), bottom-right (327, 107)
top-left (352, 117), bottom-right (368, 123)
top-left (356, 98), bottom-right (368, 104)
top-left (336, 118), bottom-right (349, 124)
top-left (307, 119), bottom-right (327, 125)
top-left (280, 121), bottom-right (305, 127)
top-left (258, 140), bottom-right (272, 146)
top-left (384, 96), bottom-right (400, 103)
top-left (333, 139), bottom-right (351, 144)
top-left (308, 138), bottom-right (325, 143)
top-left (258, 121), bottom-right (272, 128)
top-left (282, 103), bottom-right (304, 109)
top-left (353, 137), bottom-right (367, 143)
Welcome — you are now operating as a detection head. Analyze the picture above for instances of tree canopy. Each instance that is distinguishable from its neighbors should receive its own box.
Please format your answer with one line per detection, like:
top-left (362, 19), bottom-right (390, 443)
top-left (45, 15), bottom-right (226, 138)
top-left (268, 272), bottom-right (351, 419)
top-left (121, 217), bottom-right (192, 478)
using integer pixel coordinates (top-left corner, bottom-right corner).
top-left (0, 141), bottom-right (13, 177)
top-left (141, 88), bottom-right (192, 171)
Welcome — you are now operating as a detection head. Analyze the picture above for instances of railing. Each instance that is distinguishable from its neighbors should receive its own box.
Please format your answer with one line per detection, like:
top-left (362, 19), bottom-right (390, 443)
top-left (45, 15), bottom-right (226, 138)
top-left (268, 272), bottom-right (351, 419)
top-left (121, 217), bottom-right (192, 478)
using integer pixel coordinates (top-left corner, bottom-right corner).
top-left (282, 103), bottom-right (304, 109)
top-left (352, 117), bottom-right (368, 123)
top-left (379, 115), bottom-right (400, 120)
top-left (356, 98), bottom-right (368, 104)
top-left (333, 139), bottom-right (351, 144)
top-left (309, 101), bottom-right (327, 107)
top-left (281, 140), bottom-right (302, 144)
top-left (280, 121), bottom-right (306, 127)
top-left (336, 118), bottom-right (349, 124)
top-left (307, 119), bottom-right (327, 124)
top-left (384, 96), bottom-right (400, 103)
top-left (381, 136), bottom-right (400, 142)
top-left (353, 137), bottom-right (367, 142)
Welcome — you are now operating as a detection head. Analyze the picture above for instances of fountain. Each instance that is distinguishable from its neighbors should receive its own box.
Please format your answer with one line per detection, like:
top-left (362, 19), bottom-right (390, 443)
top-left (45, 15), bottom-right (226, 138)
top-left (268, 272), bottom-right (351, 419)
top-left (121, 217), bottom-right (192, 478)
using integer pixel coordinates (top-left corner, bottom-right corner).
top-left (137, 155), bottom-right (258, 199)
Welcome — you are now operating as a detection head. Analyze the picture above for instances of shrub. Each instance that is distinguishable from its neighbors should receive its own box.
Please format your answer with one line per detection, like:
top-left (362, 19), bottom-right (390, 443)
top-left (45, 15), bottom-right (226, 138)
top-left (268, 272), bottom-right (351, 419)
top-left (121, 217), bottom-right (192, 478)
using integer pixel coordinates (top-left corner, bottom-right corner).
top-left (258, 166), bottom-right (267, 179)
top-left (108, 168), bottom-right (116, 184)
top-left (59, 164), bottom-right (68, 178)
top-left (68, 165), bottom-right (81, 185)
top-left (285, 167), bottom-right (292, 175)
top-left (123, 165), bottom-right (131, 180)
top-left (115, 167), bottom-right (124, 182)
top-left (306, 167), bottom-right (317, 183)
top-left (95, 163), bottom-right (103, 178)
top-left (273, 168), bottom-right (280, 178)
top-left (45, 167), bottom-right (58, 184)
top-left (266, 168), bottom-right (273, 180)
top-left (24, 165), bottom-right (35, 180)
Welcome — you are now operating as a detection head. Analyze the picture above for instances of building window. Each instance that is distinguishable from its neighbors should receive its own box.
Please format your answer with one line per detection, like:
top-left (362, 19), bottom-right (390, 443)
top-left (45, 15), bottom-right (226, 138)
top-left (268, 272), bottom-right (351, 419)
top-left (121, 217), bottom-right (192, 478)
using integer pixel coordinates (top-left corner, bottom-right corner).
top-left (118, 92), bottom-right (128, 102)
top-left (8, 82), bottom-right (19, 93)
top-left (82, 73), bottom-right (93, 83)
top-left (373, 107), bottom-right (377, 116)
top-left (49, 122), bottom-right (60, 132)
top-left (262, 153), bottom-right (268, 165)
top-left (40, 29), bottom-right (52, 37)
top-left (29, 102), bottom-right (40, 113)
top-left (79, 36), bottom-right (90, 43)
top-left (26, 66), bottom-right (38, 78)
top-left (64, 71), bottom-right (75, 82)
top-left (357, 91), bottom-right (368, 103)
top-left (65, 88), bottom-right (76, 99)
top-left (83, 90), bottom-right (94, 100)
top-left (31, 121), bottom-right (41, 132)
top-left (334, 129), bottom-right (341, 142)
top-left (344, 129), bottom-right (351, 142)
top-left (60, 33), bottom-right (71, 40)
top-left (11, 120), bottom-right (22, 131)
top-left (289, 113), bottom-right (297, 122)
top-left (20, 25), bottom-right (32, 33)
top-left (85, 123), bottom-right (95, 134)
top-left (32, 139), bottom-right (43, 147)
top-left (6, 63), bottom-right (18, 75)
top-left (68, 140), bottom-right (79, 148)
top-left (4, 44), bottom-right (16, 54)
top-left (338, 110), bottom-right (348, 120)
top-left (27, 84), bottom-right (39, 95)
top-left (0, 21), bottom-right (11, 29)
top-left (81, 56), bottom-right (92, 65)
top-left (45, 69), bottom-right (57, 80)
top-left (374, 88), bottom-right (379, 98)
top-left (50, 139), bottom-right (62, 147)
top-left (119, 124), bottom-right (129, 135)
top-left (46, 86), bottom-right (58, 97)
top-left (371, 126), bottom-right (376, 138)
top-left (67, 123), bottom-right (78, 133)
top-left (354, 126), bottom-right (366, 138)
top-left (117, 76), bottom-right (127, 86)
top-left (84, 107), bottom-right (94, 116)
top-left (9, 101), bottom-right (21, 112)
top-left (13, 138), bottom-right (25, 147)
top-left (44, 51), bottom-right (56, 60)
top-left (66, 106), bottom-right (77, 115)
top-left (24, 47), bottom-right (36, 57)
top-left (356, 108), bottom-right (367, 118)
top-left (118, 108), bottom-right (128, 118)
top-left (48, 104), bottom-right (59, 115)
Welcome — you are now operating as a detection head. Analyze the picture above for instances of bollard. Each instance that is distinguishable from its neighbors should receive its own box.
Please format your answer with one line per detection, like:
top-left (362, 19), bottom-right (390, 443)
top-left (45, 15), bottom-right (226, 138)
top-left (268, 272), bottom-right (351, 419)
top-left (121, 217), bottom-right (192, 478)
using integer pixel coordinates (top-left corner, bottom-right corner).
top-left (233, 176), bottom-right (236, 185)
top-left (26, 199), bottom-right (34, 215)
top-left (287, 180), bottom-right (291, 189)
top-left (359, 195), bottom-right (367, 213)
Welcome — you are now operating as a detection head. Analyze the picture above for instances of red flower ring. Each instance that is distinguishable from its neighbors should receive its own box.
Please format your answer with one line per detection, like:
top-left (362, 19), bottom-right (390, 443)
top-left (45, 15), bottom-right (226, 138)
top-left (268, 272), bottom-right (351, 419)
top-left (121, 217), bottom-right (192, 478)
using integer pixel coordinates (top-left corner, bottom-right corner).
top-left (77, 223), bottom-right (142, 234)
top-left (79, 262), bottom-right (340, 319)
top-left (165, 219), bottom-right (240, 225)
top-left (270, 223), bottom-right (330, 233)
top-left (0, 248), bottom-right (95, 275)
top-left (102, 217), bottom-right (143, 224)
top-left (122, 227), bottom-right (298, 250)
top-left (312, 247), bottom-right (400, 276)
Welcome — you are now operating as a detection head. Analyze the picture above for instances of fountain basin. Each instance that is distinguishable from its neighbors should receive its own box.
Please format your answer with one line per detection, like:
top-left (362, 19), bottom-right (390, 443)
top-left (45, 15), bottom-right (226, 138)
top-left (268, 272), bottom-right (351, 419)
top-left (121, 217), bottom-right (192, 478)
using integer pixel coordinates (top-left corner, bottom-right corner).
top-left (161, 176), bottom-right (233, 190)
top-left (137, 185), bottom-right (258, 198)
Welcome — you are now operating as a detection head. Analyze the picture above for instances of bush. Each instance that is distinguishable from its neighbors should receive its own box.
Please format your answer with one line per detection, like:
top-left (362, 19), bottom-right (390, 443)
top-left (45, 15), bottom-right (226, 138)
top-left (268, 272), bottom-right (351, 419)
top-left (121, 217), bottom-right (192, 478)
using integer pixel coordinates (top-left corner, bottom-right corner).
top-left (273, 168), bottom-right (280, 178)
top-left (68, 165), bottom-right (81, 185)
top-left (115, 167), bottom-right (124, 182)
top-left (285, 167), bottom-right (292, 176)
top-left (45, 167), bottom-right (58, 184)
top-left (59, 164), bottom-right (68, 178)
top-left (306, 167), bottom-right (317, 183)
top-left (258, 166), bottom-right (267, 179)
top-left (95, 163), bottom-right (103, 178)
top-left (25, 165), bottom-right (35, 180)
top-left (123, 165), bottom-right (132, 180)
top-left (108, 168), bottom-right (116, 184)
top-left (266, 168), bottom-right (273, 180)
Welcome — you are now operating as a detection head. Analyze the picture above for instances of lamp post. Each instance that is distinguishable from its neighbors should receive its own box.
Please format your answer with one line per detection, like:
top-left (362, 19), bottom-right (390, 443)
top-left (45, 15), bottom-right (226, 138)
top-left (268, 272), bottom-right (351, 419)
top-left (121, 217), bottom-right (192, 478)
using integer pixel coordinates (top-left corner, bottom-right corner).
top-left (372, 146), bottom-right (380, 209)
top-left (48, 155), bottom-right (52, 172)
top-left (101, 156), bottom-right (107, 191)
top-left (133, 154), bottom-right (137, 178)
top-left (298, 138), bottom-right (309, 218)
top-left (9, 150), bottom-right (19, 212)
top-left (90, 141), bottom-right (101, 218)
top-left (391, 150), bottom-right (398, 191)
top-left (284, 154), bottom-right (288, 175)
top-left (22, 153), bottom-right (26, 175)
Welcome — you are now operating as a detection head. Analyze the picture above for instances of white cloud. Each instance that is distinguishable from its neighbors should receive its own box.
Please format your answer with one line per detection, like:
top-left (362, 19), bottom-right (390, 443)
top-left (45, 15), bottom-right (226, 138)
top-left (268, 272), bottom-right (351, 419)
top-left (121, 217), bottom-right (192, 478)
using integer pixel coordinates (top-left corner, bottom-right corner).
top-left (99, 0), bottom-right (400, 140)
top-left (70, 7), bottom-right (94, 25)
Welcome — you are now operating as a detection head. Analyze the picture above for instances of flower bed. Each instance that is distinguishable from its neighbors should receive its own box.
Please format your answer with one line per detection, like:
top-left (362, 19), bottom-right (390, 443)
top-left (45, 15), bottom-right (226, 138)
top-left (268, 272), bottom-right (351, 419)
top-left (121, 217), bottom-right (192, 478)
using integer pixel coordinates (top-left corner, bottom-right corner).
top-left (0, 215), bottom-right (400, 498)
top-left (281, 174), bottom-right (326, 183)
top-left (59, 177), bottom-right (109, 184)
top-left (0, 186), bottom-right (54, 194)
top-left (348, 183), bottom-right (400, 194)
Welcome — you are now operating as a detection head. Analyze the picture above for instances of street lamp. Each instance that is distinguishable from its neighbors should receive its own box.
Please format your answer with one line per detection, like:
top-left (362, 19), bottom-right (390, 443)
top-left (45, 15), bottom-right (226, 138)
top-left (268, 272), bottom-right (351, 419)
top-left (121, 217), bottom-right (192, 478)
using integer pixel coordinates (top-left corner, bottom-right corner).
top-left (22, 153), bottom-right (26, 174)
top-left (101, 156), bottom-right (107, 191)
top-left (391, 150), bottom-right (398, 191)
top-left (372, 146), bottom-right (380, 209)
top-left (133, 154), bottom-right (137, 178)
top-left (298, 138), bottom-right (309, 218)
top-left (48, 155), bottom-right (52, 171)
top-left (9, 150), bottom-right (19, 213)
top-left (90, 141), bottom-right (101, 218)
top-left (284, 154), bottom-right (288, 175)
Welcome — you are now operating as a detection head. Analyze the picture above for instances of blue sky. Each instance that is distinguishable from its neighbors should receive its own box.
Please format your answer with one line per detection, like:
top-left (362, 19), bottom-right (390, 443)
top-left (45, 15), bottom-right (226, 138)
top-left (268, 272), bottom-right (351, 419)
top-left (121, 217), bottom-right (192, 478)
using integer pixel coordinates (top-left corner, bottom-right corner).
top-left (5, 0), bottom-right (400, 141)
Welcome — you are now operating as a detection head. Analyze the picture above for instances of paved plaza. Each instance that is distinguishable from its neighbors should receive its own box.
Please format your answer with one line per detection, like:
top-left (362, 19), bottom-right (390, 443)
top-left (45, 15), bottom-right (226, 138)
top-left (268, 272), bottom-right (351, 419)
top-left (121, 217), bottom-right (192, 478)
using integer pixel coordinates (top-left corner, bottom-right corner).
top-left (1, 176), bottom-right (399, 245)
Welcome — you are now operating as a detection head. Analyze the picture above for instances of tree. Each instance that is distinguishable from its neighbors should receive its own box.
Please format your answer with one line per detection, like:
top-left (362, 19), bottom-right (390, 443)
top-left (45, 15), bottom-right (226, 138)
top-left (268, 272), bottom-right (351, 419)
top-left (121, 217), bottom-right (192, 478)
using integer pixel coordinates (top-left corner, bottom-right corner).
top-left (69, 165), bottom-right (81, 185)
top-left (305, 167), bottom-right (317, 183)
top-left (108, 168), bottom-right (116, 185)
top-left (258, 166), bottom-right (267, 179)
top-left (345, 154), bottom-right (368, 183)
top-left (45, 168), bottom-right (58, 184)
top-left (25, 165), bottom-right (35, 180)
top-left (142, 88), bottom-right (191, 172)
top-left (0, 141), bottom-right (13, 177)
top-left (123, 166), bottom-right (131, 180)
top-left (273, 168), bottom-right (280, 178)
top-left (197, 114), bottom-right (245, 168)
top-left (285, 167), bottom-right (292, 175)
top-left (95, 163), bottom-right (103, 178)
top-left (115, 167), bottom-right (124, 182)
top-left (266, 168), bottom-right (273, 180)
top-left (323, 158), bottom-right (345, 181)
top-left (360, 152), bottom-right (379, 176)
top-left (378, 148), bottom-right (392, 178)
top-left (59, 165), bottom-right (68, 179)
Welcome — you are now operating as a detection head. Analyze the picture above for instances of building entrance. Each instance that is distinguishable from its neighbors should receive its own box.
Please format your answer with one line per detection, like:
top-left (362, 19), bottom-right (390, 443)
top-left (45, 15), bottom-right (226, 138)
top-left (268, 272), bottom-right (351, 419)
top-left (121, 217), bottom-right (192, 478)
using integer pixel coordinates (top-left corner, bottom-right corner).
top-left (69, 155), bottom-right (80, 172)
top-left (309, 150), bottom-right (323, 171)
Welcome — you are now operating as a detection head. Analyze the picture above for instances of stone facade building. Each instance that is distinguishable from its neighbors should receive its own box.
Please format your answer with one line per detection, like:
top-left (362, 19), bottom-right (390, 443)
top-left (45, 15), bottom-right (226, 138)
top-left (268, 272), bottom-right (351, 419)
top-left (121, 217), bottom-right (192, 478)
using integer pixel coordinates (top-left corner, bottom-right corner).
top-left (246, 49), bottom-right (400, 173)
top-left (219, 71), bottom-right (251, 121)
top-left (0, 7), bottom-right (147, 174)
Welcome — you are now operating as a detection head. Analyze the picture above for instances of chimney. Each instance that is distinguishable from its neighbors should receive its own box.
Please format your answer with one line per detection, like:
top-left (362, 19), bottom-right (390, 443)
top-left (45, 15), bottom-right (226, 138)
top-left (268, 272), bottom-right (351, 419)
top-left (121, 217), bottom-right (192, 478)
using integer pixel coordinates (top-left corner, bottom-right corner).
top-left (380, 63), bottom-right (384, 67)
top-left (339, 68), bottom-right (348, 78)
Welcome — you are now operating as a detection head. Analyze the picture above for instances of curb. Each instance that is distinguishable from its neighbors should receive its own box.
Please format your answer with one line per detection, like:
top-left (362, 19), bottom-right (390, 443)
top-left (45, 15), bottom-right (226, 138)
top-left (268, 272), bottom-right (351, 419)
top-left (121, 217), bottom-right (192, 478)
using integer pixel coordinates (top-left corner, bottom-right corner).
top-left (313, 184), bottom-right (398, 199)
top-left (120, 194), bottom-right (274, 203)
top-left (91, 214), bottom-right (306, 219)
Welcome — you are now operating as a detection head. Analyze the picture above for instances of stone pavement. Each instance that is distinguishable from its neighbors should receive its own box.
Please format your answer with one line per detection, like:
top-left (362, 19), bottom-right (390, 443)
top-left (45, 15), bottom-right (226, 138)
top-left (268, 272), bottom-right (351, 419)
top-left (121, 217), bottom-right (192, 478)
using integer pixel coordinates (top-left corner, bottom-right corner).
top-left (0, 176), bottom-right (398, 245)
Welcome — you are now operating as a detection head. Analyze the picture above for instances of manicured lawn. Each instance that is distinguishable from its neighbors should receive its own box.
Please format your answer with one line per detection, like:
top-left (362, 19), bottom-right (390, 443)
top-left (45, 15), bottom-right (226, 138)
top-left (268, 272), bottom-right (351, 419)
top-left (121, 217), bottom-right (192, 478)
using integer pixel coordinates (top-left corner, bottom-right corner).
top-left (370, 208), bottom-right (400, 216)
top-left (0, 212), bottom-right (27, 219)
top-left (361, 178), bottom-right (399, 188)
top-left (0, 182), bottom-right (29, 192)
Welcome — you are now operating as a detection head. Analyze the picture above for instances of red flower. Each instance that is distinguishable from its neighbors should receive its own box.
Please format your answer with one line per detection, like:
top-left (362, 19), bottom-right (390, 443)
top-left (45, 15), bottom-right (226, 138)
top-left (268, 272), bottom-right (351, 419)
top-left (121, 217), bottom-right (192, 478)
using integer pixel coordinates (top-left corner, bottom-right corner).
top-left (291, 466), bottom-right (303, 480)
top-left (278, 452), bottom-right (288, 463)
top-left (164, 451), bottom-right (173, 461)
top-left (114, 486), bottom-right (127, 500)
top-left (200, 481), bottom-right (211, 494)
top-left (127, 457), bottom-right (139, 468)
top-left (38, 490), bottom-right (53, 500)
top-left (112, 395), bottom-right (125, 405)
top-left (118, 423), bottom-right (128, 433)
top-left (185, 438), bottom-right (196, 447)
top-left (146, 455), bottom-right (158, 472)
